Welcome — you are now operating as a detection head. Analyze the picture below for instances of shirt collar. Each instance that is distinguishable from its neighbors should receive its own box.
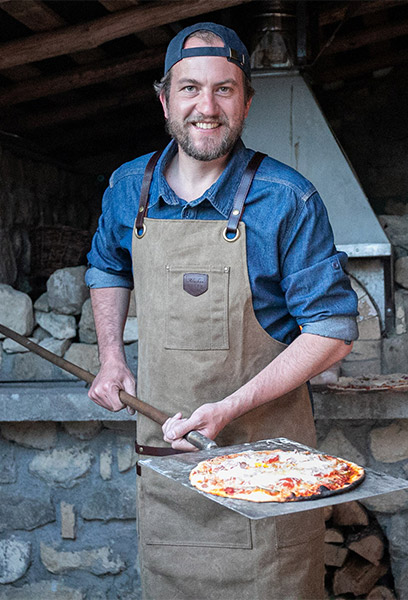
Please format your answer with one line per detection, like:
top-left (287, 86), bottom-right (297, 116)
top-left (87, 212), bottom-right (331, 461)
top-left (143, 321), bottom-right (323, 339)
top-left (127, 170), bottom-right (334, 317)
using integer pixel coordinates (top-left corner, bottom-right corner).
top-left (149, 138), bottom-right (252, 218)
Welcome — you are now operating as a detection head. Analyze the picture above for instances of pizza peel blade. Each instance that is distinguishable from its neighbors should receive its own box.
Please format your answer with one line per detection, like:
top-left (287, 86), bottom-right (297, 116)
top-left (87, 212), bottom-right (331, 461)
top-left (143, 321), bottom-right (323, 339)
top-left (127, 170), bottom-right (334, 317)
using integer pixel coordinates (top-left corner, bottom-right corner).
top-left (139, 437), bottom-right (408, 520)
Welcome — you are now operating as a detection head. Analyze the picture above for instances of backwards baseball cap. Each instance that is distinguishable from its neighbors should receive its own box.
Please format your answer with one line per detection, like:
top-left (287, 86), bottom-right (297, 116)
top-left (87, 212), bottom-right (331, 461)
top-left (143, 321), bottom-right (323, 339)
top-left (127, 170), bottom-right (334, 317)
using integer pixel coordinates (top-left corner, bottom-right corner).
top-left (164, 22), bottom-right (251, 80)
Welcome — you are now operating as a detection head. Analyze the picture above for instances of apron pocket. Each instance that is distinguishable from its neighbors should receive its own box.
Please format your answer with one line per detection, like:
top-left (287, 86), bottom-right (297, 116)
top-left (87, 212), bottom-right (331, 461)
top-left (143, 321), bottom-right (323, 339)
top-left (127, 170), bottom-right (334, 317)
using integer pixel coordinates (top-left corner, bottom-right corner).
top-left (138, 467), bottom-right (252, 549)
top-left (165, 265), bottom-right (230, 350)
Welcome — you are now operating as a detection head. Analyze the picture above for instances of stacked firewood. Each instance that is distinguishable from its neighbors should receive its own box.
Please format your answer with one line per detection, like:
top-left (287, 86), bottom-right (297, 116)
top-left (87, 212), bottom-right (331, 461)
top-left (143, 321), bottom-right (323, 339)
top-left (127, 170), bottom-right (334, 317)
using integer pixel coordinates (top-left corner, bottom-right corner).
top-left (324, 501), bottom-right (395, 599)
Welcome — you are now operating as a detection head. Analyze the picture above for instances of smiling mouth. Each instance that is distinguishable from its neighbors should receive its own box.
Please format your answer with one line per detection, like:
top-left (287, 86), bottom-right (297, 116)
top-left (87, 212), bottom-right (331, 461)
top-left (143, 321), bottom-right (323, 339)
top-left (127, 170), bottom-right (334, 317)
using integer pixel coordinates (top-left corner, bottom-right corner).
top-left (192, 122), bottom-right (221, 130)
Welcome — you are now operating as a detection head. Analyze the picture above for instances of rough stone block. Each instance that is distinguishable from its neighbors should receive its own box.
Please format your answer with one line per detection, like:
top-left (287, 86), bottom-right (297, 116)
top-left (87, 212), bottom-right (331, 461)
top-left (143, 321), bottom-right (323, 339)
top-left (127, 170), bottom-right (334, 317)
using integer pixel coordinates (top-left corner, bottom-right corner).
top-left (100, 444), bottom-right (113, 481)
top-left (0, 537), bottom-right (31, 584)
top-left (39, 337), bottom-right (71, 357)
top-left (361, 490), bottom-right (408, 514)
top-left (318, 429), bottom-right (366, 465)
top-left (340, 358), bottom-right (382, 377)
top-left (382, 334), bottom-right (408, 373)
top-left (0, 284), bottom-right (34, 338)
top-left (40, 543), bottom-right (126, 575)
top-left (35, 310), bottom-right (77, 340)
top-left (63, 421), bottom-right (102, 440)
top-left (370, 420), bottom-right (408, 462)
top-left (357, 316), bottom-right (381, 340)
top-left (81, 484), bottom-right (136, 521)
top-left (78, 298), bottom-right (96, 344)
top-left (0, 422), bottom-right (57, 449)
top-left (33, 292), bottom-right (50, 313)
top-left (379, 214), bottom-right (408, 259)
top-left (2, 337), bottom-right (34, 354)
top-left (29, 447), bottom-right (93, 487)
top-left (357, 295), bottom-right (378, 320)
top-left (124, 317), bottom-right (138, 343)
top-left (47, 266), bottom-right (89, 315)
top-left (344, 340), bottom-right (382, 362)
top-left (395, 256), bottom-right (408, 289)
top-left (0, 438), bottom-right (16, 483)
top-left (64, 343), bottom-right (100, 377)
top-left (0, 351), bottom-right (70, 381)
top-left (0, 494), bottom-right (55, 533)
top-left (61, 502), bottom-right (76, 540)
top-left (395, 289), bottom-right (408, 335)
top-left (32, 325), bottom-right (51, 342)
top-left (0, 581), bottom-right (85, 600)
top-left (117, 434), bottom-right (137, 473)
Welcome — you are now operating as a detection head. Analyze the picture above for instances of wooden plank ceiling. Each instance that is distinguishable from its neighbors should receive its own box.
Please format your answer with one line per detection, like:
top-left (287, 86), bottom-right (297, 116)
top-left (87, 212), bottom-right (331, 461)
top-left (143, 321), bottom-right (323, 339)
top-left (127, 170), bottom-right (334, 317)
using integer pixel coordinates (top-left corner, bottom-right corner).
top-left (0, 0), bottom-right (407, 174)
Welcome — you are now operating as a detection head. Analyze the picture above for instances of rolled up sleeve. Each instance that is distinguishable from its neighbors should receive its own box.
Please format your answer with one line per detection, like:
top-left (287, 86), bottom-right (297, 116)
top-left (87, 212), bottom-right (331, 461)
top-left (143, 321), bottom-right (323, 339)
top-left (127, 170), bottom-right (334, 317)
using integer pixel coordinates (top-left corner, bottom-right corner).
top-left (86, 184), bottom-right (134, 289)
top-left (280, 191), bottom-right (359, 340)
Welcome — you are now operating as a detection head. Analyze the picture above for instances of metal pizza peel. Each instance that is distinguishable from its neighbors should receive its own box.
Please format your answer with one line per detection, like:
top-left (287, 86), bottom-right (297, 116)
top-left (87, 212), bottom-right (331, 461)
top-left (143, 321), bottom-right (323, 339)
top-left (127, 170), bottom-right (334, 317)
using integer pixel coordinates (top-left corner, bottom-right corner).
top-left (1, 323), bottom-right (408, 520)
top-left (139, 437), bottom-right (408, 519)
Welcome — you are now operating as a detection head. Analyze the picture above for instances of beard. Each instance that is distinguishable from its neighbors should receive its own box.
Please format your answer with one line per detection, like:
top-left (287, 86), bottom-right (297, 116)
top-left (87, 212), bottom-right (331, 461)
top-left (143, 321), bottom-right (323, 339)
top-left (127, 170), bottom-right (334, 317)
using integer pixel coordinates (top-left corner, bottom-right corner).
top-left (165, 113), bottom-right (245, 161)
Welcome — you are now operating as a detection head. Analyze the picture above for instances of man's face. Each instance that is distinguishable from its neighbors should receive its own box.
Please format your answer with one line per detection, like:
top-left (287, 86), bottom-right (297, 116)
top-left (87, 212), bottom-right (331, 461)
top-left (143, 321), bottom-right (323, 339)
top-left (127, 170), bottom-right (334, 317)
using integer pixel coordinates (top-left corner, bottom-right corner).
top-left (160, 37), bottom-right (252, 161)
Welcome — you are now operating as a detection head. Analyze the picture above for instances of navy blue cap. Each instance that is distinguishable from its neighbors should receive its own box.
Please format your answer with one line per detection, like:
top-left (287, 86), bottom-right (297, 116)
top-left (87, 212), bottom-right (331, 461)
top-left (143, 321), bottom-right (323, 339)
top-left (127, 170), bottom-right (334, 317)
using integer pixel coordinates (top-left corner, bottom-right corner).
top-left (164, 22), bottom-right (251, 80)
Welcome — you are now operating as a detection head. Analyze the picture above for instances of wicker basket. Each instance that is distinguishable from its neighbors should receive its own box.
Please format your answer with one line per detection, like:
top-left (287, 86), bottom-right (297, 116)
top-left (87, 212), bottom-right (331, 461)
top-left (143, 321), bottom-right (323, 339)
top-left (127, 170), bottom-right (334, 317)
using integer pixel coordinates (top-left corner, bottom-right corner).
top-left (30, 225), bottom-right (93, 278)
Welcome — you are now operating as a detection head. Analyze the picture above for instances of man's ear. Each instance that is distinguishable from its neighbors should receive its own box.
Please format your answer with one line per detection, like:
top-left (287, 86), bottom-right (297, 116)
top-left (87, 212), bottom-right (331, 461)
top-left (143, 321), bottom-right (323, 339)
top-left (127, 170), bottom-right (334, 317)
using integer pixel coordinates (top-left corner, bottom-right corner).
top-left (244, 96), bottom-right (253, 120)
top-left (159, 91), bottom-right (169, 119)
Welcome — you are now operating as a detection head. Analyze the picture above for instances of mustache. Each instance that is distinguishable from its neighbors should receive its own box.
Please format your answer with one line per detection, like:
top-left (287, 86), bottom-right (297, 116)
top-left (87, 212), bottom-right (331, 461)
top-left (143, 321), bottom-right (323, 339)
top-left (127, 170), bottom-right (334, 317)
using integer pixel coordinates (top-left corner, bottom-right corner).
top-left (185, 114), bottom-right (229, 126)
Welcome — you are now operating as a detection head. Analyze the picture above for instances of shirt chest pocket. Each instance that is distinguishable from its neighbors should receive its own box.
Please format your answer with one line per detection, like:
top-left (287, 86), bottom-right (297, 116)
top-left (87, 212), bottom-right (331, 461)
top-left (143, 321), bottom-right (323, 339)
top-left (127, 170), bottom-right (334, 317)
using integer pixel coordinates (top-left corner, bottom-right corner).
top-left (165, 265), bottom-right (230, 350)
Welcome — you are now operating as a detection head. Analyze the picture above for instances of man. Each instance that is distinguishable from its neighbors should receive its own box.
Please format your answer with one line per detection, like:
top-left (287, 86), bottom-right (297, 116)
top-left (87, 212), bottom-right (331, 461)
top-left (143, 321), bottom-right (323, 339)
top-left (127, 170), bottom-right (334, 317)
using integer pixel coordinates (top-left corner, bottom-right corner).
top-left (86, 22), bottom-right (358, 600)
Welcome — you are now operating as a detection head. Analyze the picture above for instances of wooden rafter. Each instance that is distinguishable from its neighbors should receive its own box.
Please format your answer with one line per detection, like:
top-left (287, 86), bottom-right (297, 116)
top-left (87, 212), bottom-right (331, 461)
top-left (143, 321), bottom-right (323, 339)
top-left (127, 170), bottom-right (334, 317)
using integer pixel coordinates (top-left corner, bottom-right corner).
top-left (0, 46), bottom-right (166, 107)
top-left (319, 0), bottom-right (408, 26)
top-left (0, 0), bottom-right (252, 70)
top-left (326, 18), bottom-right (408, 55)
top-left (1, 83), bottom-right (154, 131)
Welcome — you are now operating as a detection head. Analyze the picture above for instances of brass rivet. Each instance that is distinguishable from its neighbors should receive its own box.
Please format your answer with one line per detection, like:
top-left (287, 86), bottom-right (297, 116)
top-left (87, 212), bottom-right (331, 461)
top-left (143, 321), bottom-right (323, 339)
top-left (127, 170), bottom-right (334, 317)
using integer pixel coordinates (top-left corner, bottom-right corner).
top-left (139, 206), bottom-right (144, 213)
top-left (232, 209), bottom-right (240, 216)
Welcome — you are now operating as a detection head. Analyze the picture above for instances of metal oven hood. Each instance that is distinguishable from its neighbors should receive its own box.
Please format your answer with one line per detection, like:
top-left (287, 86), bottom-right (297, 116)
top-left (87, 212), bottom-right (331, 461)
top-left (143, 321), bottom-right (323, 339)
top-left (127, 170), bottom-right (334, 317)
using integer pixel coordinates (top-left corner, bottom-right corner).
top-left (242, 71), bottom-right (392, 328)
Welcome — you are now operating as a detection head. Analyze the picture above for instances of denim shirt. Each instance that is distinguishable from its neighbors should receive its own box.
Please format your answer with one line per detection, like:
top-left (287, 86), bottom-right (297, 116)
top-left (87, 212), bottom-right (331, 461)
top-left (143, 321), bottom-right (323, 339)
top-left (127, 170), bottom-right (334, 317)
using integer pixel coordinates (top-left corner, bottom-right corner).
top-left (86, 139), bottom-right (358, 345)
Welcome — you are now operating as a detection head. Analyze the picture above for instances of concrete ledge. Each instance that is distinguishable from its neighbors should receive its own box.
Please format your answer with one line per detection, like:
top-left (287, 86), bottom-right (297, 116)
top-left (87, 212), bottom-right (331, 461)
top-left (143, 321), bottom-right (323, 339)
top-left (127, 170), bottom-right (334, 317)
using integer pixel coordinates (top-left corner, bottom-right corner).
top-left (313, 388), bottom-right (408, 420)
top-left (0, 382), bottom-right (132, 421)
top-left (1, 383), bottom-right (407, 422)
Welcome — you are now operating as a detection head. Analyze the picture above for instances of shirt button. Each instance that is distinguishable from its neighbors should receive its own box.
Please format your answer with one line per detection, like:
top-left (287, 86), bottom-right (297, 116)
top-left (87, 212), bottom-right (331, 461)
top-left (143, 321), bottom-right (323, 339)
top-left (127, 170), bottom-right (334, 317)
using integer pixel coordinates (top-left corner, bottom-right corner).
top-left (333, 261), bottom-right (340, 270)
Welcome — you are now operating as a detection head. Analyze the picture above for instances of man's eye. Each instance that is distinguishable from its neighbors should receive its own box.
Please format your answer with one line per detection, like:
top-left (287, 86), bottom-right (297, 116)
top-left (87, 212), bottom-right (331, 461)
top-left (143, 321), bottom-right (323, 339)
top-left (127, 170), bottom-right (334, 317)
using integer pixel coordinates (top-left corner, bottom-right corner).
top-left (183, 86), bottom-right (196, 93)
top-left (218, 87), bottom-right (231, 94)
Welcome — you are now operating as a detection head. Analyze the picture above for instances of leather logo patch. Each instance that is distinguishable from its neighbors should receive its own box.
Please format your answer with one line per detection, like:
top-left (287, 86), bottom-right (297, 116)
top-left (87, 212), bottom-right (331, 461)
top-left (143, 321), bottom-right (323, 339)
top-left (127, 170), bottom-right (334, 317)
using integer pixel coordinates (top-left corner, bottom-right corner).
top-left (183, 273), bottom-right (208, 297)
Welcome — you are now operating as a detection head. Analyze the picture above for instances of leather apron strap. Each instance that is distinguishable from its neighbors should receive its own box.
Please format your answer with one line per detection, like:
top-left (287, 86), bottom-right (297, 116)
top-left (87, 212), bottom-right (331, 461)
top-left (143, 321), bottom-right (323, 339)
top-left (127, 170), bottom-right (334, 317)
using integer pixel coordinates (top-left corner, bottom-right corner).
top-left (135, 150), bottom-right (266, 235)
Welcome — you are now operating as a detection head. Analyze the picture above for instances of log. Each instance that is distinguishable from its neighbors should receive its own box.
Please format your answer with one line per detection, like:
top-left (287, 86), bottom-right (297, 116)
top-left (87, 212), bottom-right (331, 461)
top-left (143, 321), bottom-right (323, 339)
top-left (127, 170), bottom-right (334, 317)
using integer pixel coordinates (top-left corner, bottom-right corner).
top-left (333, 556), bottom-right (388, 596)
top-left (324, 527), bottom-right (344, 544)
top-left (332, 502), bottom-right (369, 527)
top-left (0, 46), bottom-right (166, 107)
top-left (0, 0), bottom-right (252, 69)
top-left (367, 585), bottom-right (397, 600)
top-left (348, 534), bottom-right (384, 566)
top-left (319, 1), bottom-right (407, 26)
top-left (326, 19), bottom-right (408, 56)
top-left (324, 542), bottom-right (348, 567)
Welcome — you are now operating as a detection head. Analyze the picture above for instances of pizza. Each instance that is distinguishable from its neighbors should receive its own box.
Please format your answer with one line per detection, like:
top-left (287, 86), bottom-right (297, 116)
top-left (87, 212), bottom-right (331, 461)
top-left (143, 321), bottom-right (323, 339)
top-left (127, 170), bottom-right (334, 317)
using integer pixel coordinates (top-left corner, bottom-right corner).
top-left (189, 448), bottom-right (365, 503)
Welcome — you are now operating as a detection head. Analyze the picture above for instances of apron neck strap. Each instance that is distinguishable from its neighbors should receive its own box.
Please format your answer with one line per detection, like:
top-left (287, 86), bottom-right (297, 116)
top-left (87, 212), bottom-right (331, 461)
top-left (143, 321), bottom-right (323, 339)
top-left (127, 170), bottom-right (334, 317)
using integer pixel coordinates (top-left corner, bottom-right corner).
top-left (136, 151), bottom-right (162, 231)
top-left (136, 150), bottom-right (266, 233)
top-left (225, 152), bottom-right (266, 236)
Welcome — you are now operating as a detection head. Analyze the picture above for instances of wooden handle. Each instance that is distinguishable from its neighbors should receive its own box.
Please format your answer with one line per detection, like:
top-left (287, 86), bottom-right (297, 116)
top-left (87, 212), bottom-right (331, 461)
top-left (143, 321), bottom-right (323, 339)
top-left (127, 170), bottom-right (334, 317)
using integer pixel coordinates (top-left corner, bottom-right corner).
top-left (0, 323), bottom-right (168, 426)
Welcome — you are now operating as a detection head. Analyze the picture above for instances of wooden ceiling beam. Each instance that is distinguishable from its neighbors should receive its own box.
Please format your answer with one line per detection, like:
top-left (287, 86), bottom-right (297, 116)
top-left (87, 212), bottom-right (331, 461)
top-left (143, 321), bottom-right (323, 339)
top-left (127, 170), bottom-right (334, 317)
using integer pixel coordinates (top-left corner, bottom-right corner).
top-left (0, 84), bottom-right (155, 131)
top-left (326, 18), bottom-right (408, 55)
top-left (0, 46), bottom-right (166, 107)
top-left (0, 0), bottom-right (251, 70)
top-left (319, 0), bottom-right (408, 26)
top-left (312, 47), bottom-right (408, 84)
top-left (0, 0), bottom-right (66, 30)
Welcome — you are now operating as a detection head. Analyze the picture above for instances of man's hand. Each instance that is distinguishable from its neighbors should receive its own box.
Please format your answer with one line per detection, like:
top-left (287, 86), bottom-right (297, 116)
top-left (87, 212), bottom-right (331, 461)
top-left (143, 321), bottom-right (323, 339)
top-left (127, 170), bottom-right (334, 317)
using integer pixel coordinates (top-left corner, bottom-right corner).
top-left (89, 358), bottom-right (136, 414)
top-left (162, 402), bottom-right (230, 452)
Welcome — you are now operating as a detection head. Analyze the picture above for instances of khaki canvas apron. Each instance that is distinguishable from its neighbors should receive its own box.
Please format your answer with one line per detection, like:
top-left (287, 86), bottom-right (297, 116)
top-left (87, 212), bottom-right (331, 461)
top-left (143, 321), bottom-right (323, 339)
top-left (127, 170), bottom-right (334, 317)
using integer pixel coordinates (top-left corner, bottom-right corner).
top-left (132, 153), bottom-right (325, 600)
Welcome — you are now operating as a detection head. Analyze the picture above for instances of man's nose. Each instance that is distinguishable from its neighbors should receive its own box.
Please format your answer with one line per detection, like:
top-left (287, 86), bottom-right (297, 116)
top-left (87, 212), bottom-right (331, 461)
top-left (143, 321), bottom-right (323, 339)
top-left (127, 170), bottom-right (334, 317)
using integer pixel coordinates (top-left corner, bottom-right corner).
top-left (196, 90), bottom-right (219, 115)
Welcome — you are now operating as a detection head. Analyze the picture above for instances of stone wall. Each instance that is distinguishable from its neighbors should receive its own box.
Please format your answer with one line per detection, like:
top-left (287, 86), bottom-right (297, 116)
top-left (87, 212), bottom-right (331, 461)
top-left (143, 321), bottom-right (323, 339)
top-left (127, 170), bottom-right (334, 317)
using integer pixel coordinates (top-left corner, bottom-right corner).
top-left (0, 419), bottom-right (140, 600)
top-left (0, 141), bottom-right (101, 291)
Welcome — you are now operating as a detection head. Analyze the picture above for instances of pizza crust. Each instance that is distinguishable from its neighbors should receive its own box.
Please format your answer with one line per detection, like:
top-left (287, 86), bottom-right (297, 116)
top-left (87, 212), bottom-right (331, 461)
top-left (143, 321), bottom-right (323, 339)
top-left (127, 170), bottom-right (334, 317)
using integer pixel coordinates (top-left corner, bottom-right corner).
top-left (189, 449), bottom-right (365, 503)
